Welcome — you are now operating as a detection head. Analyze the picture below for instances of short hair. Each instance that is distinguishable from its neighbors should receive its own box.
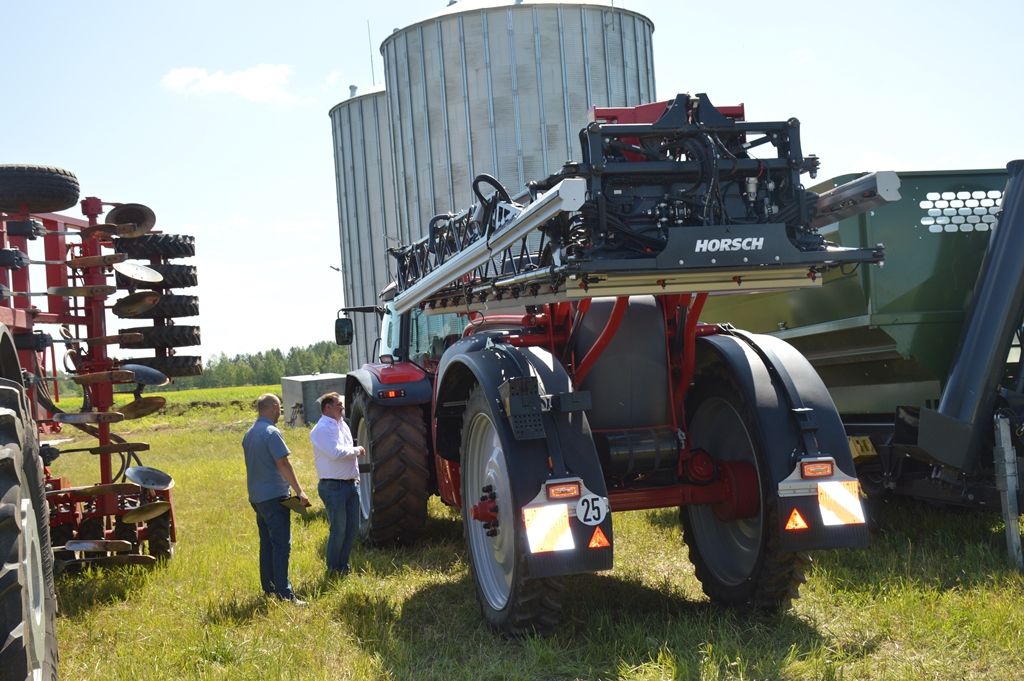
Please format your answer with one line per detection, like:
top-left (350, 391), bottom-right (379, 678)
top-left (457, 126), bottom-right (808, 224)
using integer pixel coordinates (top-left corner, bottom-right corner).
top-left (256, 393), bottom-right (280, 414)
top-left (318, 391), bottom-right (343, 414)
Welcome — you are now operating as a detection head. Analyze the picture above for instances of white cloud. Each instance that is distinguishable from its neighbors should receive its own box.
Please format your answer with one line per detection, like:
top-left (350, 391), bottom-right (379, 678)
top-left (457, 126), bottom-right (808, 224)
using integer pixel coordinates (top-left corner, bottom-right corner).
top-left (161, 64), bottom-right (299, 104)
top-left (325, 71), bottom-right (342, 86)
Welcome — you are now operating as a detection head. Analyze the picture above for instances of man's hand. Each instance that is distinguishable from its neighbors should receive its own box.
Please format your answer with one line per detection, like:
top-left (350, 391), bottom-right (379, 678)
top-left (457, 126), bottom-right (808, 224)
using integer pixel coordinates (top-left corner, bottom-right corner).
top-left (298, 491), bottom-right (312, 508)
top-left (356, 446), bottom-right (366, 457)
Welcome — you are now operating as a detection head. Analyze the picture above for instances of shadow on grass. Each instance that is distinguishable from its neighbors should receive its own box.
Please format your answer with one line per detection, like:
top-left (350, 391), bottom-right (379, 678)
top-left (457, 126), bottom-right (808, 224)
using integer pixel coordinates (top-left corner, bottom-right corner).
top-left (296, 507), bottom-right (326, 525)
top-left (314, 510), bottom-right (466, 577)
top-left (56, 567), bottom-right (152, 619)
top-left (201, 593), bottom-right (271, 625)
top-left (816, 495), bottom-right (1019, 590)
top-left (643, 492), bottom-right (1019, 592)
top-left (331, 572), bottom-right (828, 681)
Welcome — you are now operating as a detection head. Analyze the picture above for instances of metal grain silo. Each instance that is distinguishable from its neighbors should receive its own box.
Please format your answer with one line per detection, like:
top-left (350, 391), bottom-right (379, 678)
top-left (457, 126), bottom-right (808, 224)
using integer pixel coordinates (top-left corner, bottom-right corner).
top-left (329, 85), bottom-right (397, 371)
top-left (381, 0), bottom-right (656, 246)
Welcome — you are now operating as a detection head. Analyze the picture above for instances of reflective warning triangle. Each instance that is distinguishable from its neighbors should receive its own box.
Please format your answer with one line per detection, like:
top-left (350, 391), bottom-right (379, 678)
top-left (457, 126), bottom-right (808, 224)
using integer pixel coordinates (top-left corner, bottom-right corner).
top-left (785, 508), bottom-right (809, 531)
top-left (588, 526), bottom-right (610, 548)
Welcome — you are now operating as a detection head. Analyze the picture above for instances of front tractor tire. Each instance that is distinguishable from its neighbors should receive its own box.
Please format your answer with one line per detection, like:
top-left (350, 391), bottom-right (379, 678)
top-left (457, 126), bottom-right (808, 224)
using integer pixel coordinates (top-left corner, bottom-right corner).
top-left (0, 414), bottom-right (58, 681)
top-left (349, 390), bottom-right (429, 546)
top-left (460, 385), bottom-right (563, 636)
top-left (681, 372), bottom-right (808, 609)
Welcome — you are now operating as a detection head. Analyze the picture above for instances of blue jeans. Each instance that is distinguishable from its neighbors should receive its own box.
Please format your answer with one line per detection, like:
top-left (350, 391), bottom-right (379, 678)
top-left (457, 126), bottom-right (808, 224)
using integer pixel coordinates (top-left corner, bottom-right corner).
top-left (318, 479), bottom-right (359, 573)
top-left (251, 498), bottom-right (294, 599)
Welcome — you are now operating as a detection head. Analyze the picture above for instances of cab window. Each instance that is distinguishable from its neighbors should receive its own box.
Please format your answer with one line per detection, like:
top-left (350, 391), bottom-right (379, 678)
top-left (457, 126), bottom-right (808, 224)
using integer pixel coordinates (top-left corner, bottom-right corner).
top-left (408, 308), bottom-right (464, 364)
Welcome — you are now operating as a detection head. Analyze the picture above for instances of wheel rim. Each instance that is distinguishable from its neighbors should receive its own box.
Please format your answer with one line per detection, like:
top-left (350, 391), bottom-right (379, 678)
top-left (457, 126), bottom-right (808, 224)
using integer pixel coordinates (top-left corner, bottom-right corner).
top-left (357, 416), bottom-right (372, 527)
top-left (464, 410), bottom-right (515, 611)
top-left (19, 497), bottom-right (46, 675)
top-left (687, 396), bottom-right (764, 586)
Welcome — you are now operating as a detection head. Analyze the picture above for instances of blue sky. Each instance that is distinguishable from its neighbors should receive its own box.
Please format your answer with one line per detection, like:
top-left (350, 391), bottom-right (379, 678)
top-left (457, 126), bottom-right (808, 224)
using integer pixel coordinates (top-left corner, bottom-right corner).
top-left (2, 0), bottom-right (1021, 362)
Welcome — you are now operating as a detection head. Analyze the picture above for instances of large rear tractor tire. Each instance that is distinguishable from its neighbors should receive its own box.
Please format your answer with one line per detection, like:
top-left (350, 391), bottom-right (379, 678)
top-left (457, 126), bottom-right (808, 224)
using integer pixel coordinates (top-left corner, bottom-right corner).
top-left (0, 412), bottom-right (58, 681)
top-left (349, 390), bottom-right (429, 546)
top-left (460, 385), bottom-right (563, 635)
top-left (681, 372), bottom-right (808, 609)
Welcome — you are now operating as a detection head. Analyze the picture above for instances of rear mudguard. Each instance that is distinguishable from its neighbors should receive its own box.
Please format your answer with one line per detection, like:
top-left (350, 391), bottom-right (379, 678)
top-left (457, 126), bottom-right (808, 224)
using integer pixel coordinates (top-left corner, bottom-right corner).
top-left (344, 364), bottom-right (433, 408)
top-left (435, 332), bottom-right (614, 578)
top-left (695, 331), bottom-right (868, 552)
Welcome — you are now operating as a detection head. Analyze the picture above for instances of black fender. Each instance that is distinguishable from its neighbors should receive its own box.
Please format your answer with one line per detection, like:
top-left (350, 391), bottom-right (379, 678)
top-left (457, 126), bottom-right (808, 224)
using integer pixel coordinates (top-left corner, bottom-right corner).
top-left (435, 333), bottom-right (613, 577)
top-left (344, 366), bottom-right (433, 409)
top-left (695, 331), bottom-right (866, 551)
top-left (695, 332), bottom-right (854, 482)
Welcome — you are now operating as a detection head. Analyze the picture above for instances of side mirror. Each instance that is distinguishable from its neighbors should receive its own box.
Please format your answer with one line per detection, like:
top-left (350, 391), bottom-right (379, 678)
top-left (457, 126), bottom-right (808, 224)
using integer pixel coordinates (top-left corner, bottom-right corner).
top-left (335, 317), bottom-right (354, 346)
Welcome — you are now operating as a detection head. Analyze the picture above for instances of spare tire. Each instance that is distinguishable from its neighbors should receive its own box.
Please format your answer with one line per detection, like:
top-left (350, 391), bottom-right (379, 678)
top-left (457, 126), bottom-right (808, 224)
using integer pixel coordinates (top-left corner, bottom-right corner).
top-left (119, 326), bottom-right (201, 349)
top-left (0, 164), bottom-right (80, 213)
top-left (114, 234), bottom-right (195, 260)
top-left (128, 355), bottom-right (203, 377)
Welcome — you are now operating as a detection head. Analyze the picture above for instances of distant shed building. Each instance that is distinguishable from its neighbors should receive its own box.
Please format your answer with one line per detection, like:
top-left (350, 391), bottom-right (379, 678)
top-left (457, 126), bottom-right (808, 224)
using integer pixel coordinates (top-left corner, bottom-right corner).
top-left (281, 373), bottom-right (347, 427)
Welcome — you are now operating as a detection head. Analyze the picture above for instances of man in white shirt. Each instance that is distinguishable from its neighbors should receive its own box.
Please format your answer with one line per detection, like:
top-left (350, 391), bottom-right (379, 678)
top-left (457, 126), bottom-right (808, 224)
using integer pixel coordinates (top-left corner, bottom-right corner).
top-left (310, 392), bottom-right (364, 575)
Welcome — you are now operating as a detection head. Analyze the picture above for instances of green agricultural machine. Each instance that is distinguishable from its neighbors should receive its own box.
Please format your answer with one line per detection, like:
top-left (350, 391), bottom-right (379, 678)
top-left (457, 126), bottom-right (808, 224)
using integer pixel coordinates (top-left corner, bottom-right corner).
top-left (702, 162), bottom-right (1024, 562)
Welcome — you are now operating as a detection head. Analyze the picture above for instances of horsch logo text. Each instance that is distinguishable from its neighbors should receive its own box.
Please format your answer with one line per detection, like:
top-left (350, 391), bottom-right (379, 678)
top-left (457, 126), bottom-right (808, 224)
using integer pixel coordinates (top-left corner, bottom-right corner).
top-left (694, 237), bottom-right (765, 253)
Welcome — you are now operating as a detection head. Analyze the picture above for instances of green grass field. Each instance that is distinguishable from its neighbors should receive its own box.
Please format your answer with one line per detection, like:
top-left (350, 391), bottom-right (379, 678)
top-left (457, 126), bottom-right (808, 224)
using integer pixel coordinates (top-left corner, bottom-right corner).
top-left (48, 385), bottom-right (1024, 680)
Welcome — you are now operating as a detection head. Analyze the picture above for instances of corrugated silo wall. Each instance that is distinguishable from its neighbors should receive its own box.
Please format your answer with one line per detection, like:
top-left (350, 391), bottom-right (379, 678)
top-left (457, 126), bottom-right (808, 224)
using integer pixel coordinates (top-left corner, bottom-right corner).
top-left (329, 89), bottom-right (397, 371)
top-left (381, 1), bottom-right (656, 249)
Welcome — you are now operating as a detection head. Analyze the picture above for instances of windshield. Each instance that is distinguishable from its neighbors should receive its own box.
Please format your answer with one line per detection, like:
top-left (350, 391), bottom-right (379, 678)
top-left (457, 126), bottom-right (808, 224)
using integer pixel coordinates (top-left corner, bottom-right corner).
top-left (408, 308), bottom-right (465, 365)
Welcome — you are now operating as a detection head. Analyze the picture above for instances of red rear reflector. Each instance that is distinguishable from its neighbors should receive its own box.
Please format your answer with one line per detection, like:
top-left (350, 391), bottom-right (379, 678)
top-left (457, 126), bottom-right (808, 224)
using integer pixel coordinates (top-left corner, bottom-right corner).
top-left (377, 389), bottom-right (406, 399)
top-left (800, 461), bottom-right (834, 478)
top-left (588, 526), bottom-right (610, 548)
top-left (546, 482), bottom-right (581, 500)
top-left (785, 508), bottom-right (809, 531)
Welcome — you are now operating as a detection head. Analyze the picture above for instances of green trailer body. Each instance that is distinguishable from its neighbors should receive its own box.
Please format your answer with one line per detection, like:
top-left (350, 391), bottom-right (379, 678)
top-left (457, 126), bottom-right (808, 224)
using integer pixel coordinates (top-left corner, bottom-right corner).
top-left (702, 168), bottom-right (1008, 419)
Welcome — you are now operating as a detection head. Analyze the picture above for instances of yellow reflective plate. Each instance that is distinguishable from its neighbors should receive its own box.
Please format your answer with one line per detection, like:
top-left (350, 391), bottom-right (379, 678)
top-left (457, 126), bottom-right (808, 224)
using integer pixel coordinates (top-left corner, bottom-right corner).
top-left (522, 504), bottom-right (574, 553)
top-left (817, 480), bottom-right (866, 526)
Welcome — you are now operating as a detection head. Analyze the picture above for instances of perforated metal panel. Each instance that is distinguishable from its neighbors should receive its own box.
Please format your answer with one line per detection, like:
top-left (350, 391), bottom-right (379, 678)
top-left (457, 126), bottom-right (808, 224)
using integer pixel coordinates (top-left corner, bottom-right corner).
top-left (329, 87), bottom-right (395, 370)
top-left (381, 0), bottom-right (656, 247)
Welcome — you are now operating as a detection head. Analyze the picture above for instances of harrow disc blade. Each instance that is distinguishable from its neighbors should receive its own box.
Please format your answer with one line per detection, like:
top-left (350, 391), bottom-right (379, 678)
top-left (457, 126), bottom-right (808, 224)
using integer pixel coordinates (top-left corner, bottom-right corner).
top-left (53, 411), bottom-right (125, 424)
top-left (112, 261), bottom-right (164, 284)
top-left (111, 291), bottom-right (161, 318)
top-left (118, 363), bottom-right (169, 386)
top-left (46, 482), bottom-right (141, 498)
top-left (124, 465), bottom-right (174, 491)
top-left (121, 501), bottom-right (172, 524)
top-left (71, 370), bottom-right (136, 385)
top-left (65, 554), bottom-right (157, 569)
top-left (61, 539), bottom-right (134, 553)
top-left (120, 396), bottom-right (166, 420)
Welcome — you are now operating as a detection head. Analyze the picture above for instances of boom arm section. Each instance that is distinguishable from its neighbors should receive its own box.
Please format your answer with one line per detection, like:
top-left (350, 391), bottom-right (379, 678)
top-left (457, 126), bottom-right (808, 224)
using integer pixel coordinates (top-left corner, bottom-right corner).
top-left (390, 93), bottom-right (895, 315)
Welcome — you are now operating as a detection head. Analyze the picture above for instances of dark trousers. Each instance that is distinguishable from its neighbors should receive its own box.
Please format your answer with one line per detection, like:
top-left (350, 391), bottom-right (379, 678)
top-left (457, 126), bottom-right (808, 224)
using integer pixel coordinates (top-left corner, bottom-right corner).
top-left (251, 498), bottom-right (294, 599)
top-left (318, 479), bottom-right (359, 573)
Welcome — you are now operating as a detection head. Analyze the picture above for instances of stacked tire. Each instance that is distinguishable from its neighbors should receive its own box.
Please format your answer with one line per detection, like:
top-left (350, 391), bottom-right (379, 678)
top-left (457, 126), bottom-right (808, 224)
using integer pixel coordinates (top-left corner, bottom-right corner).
top-left (114, 234), bottom-right (203, 377)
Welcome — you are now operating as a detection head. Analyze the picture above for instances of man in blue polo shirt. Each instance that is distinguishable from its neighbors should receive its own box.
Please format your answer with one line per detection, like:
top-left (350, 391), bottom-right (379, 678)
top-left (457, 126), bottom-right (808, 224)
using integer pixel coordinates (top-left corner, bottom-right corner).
top-left (243, 393), bottom-right (310, 603)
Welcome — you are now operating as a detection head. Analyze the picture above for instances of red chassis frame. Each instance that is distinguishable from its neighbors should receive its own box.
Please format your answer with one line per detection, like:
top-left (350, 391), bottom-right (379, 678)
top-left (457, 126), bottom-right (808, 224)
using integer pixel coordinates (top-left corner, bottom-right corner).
top-left (0, 201), bottom-right (176, 547)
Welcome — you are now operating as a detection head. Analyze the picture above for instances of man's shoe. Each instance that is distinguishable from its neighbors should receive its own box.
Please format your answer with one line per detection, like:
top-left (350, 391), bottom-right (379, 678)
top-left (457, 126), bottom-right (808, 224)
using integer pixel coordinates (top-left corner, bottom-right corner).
top-left (287, 597), bottom-right (308, 607)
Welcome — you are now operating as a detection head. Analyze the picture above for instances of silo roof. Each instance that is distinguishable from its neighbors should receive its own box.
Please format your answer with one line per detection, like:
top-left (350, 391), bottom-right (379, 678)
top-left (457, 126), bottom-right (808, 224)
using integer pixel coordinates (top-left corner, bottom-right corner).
top-left (328, 83), bottom-right (387, 117)
top-left (384, 0), bottom-right (653, 48)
